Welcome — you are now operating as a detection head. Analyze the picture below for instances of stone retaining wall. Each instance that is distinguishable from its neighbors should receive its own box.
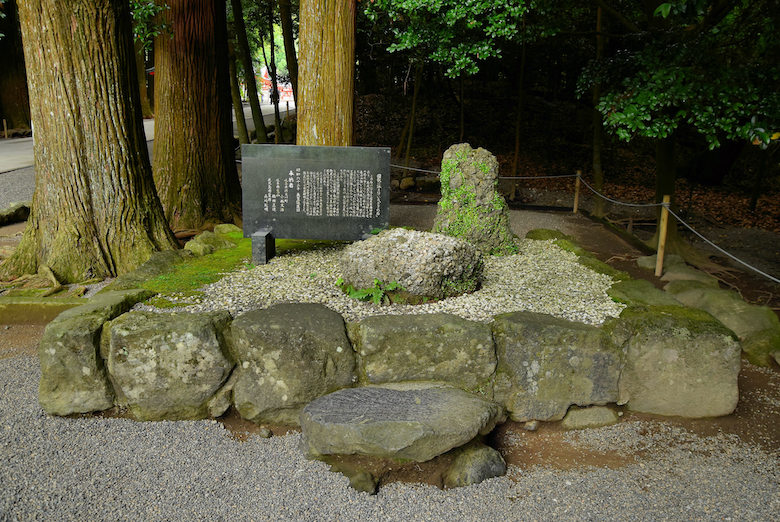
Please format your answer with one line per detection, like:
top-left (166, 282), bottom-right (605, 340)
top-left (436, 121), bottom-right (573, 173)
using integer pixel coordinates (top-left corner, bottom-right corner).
top-left (39, 297), bottom-right (741, 423)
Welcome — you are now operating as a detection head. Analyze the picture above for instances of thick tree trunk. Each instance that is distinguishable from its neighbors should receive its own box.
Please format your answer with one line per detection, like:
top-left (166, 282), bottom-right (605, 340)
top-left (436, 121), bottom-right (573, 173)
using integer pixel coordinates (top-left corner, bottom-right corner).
top-left (229, 43), bottom-right (250, 145)
top-left (134, 40), bottom-right (154, 118)
top-left (153, 0), bottom-right (241, 230)
top-left (230, 0), bottom-right (268, 143)
top-left (591, 7), bottom-right (606, 217)
top-left (297, 0), bottom-right (355, 146)
top-left (2, 0), bottom-right (177, 283)
top-left (0, 0), bottom-right (31, 129)
top-left (278, 0), bottom-right (298, 106)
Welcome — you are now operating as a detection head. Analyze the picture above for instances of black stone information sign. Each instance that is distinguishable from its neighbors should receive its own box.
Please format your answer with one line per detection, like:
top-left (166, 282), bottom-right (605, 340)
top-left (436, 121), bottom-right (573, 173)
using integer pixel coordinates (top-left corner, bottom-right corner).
top-left (242, 144), bottom-right (390, 263)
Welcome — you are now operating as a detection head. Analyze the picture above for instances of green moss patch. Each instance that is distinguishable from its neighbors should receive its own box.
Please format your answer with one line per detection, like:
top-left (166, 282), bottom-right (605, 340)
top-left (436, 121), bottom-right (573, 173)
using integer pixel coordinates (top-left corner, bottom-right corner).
top-left (140, 238), bottom-right (345, 298)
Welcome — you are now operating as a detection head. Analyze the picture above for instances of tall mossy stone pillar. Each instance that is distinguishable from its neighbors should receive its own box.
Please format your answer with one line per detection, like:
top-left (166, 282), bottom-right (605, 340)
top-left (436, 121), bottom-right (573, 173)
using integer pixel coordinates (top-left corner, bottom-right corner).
top-left (433, 143), bottom-right (518, 255)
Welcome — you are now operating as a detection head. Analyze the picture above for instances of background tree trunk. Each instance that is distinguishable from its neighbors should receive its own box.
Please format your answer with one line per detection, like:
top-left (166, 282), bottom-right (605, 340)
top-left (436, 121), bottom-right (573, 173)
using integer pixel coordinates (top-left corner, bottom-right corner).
top-left (134, 39), bottom-right (154, 118)
top-left (153, 0), bottom-right (241, 230)
top-left (297, 0), bottom-right (355, 146)
top-left (0, 0), bottom-right (31, 130)
top-left (230, 0), bottom-right (268, 143)
top-left (403, 63), bottom-right (423, 167)
top-left (229, 42), bottom-right (250, 145)
top-left (278, 0), bottom-right (298, 105)
top-left (2, 0), bottom-right (177, 283)
top-left (648, 136), bottom-right (683, 251)
top-left (591, 7), bottom-right (606, 217)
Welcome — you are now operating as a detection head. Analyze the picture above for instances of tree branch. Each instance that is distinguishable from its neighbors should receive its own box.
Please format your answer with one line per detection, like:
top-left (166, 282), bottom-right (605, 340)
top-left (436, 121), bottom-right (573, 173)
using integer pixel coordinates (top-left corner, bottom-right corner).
top-left (592, 0), bottom-right (642, 33)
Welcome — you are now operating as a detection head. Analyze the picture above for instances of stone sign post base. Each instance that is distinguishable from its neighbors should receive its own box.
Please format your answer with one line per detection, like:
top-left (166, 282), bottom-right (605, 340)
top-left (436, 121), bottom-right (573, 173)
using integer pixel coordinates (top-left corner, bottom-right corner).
top-left (251, 228), bottom-right (276, 264)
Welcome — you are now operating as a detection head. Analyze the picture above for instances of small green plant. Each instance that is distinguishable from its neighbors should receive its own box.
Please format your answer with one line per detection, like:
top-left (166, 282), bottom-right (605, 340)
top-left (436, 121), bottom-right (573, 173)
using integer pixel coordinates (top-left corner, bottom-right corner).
top-left (336, 278), bottom-right (405, 305)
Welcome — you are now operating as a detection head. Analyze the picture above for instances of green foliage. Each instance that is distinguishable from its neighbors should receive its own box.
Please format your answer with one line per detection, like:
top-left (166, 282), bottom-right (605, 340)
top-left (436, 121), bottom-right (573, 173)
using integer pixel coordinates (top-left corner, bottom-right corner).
top-left (130, 0), bottom-right (169, 51)
top-left (578, 0), bottom-right (779, 149)
top-left (365, 0), bottom-right (530, 77)
top-left (336, 278), bottom-right (406, 305)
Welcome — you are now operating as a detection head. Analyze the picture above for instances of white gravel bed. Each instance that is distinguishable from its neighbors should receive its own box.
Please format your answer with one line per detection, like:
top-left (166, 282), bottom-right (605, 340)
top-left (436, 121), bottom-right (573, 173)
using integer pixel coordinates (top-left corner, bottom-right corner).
top-left (137, 239), bottom-right (625, 325)
top-left (2, 354), bottom-right (778, 520)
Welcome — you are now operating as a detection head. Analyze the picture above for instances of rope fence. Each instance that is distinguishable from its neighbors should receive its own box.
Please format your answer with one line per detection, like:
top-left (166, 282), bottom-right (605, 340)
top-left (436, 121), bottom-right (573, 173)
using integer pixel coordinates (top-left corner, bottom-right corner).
top-left (389, 162), bottom-right (780, 284)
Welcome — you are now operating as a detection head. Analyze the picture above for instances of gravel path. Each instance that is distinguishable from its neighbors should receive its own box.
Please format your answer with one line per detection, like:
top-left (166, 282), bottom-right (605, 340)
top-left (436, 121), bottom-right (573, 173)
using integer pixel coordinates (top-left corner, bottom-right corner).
top-left (143, 238), bottom-right (624, 325)
top-left (0, 166), bottom-right (34, 211)
top-left (1, 352), bottom-right (778, 520)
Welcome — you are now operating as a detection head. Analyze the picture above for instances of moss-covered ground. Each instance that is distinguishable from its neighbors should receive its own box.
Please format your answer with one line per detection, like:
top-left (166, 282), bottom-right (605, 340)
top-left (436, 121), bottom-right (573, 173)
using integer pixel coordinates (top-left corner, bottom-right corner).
top-left (140, 233), bottom-right (346, 307)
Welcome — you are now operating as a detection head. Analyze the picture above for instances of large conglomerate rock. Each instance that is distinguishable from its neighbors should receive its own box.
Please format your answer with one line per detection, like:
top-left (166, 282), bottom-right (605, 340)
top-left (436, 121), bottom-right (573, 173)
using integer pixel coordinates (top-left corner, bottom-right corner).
top-left (433, 143), bottom-right (517, 255)
top-left (339, 228), bottom-right (483, 300)
top-left (492, 311), bottom-right (622, 421)
top-left (300, 382), bottom-right (504, 462)
top-left (613, 306), bottom-right (741, 417)
top-left (226, 303), bottom-right (356, 425)
top-left (102, 311), bottom-right (234, 421)
top-left (348, 313), bottom-right (496, 394)
top-left (37, 289), bottom-right (153, 416)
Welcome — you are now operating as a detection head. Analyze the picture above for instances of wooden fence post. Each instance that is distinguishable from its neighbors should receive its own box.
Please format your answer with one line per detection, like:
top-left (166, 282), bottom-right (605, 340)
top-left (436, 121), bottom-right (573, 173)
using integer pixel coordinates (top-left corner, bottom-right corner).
top-left (573, 170), bottom-right (581, 213)
top-left (655, 194), bottom-right (671, 277)
top-left (3, 119), bottom-right (7, 139)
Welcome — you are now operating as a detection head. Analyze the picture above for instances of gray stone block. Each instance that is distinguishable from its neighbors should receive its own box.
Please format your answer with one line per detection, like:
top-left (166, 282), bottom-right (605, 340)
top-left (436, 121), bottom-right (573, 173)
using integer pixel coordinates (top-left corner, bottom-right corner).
top-left (226, 303), bottom-right (356, 425)
top-left (300, 382), bottom-right (504, 462)
top-left (492, 311), bottom-right (622, 422)
top-left (103, 311), bottom-right (234, 421)
top-left (349, 313), bottom-right (496, 394)
top-left (615, 306), bottom-right (740, 417)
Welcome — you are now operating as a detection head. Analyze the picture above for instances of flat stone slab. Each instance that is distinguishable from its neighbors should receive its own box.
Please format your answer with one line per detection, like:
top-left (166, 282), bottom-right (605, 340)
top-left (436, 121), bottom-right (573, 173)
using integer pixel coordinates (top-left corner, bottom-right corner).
top-left (300, 382), bottom-right (504, 462)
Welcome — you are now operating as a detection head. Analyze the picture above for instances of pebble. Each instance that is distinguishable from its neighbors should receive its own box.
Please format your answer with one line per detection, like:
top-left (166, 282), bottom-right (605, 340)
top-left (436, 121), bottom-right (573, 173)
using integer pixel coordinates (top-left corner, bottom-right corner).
top-left (1, 354), bottom-right (778, 519)
top-left (135, 239), bottom-right (625, 326)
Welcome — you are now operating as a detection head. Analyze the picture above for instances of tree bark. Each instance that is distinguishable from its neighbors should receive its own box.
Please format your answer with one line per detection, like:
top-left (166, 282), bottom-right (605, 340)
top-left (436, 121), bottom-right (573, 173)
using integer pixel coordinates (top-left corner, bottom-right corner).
top-left (297, 0), bottom-right (355, 146)
top-left (511, 16), bottom-right (527, 182)
top-left (266, 8), bottom-right (283, 143)
top-left (230, 0), bottom-right (268, 143)
top-left (2, 0), bottom-right (177, 283)
top-left (591, 7), bottom-right (606, 217)
top-left (403, 62), bottom-right (423, 167)
top-left (0, 0), bottom-right (31, 129)
top-left (650, 136), bottom-right (681, 248)
top-left (278, 0), bottom-right (298, 106)
top-left (134, 39), bottom-right (154, 118)
top-left (153, 0), bottom-right (241, 230)
top-left (229, 43), bottom-right (250, 145)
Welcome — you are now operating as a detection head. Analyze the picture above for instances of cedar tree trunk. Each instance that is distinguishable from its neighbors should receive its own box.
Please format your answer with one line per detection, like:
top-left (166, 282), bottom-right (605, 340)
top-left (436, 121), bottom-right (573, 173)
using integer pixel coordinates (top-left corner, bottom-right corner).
top-left (134, 39), bottom-right (154, 118)
top-left (153, 0), bottom-right (241, 230)
top-left (0, 0), bottom-right (31, 129)
top-left (230, 0), bottom-right (268, 143)
top-left (229, 43), bottom-right (250, 145)
top-left (297, 0), bottom-right (355, 146)
top-left (278, 0), bottom-right (298, 105)
top-left (1, 0), bottom-right (177, 283)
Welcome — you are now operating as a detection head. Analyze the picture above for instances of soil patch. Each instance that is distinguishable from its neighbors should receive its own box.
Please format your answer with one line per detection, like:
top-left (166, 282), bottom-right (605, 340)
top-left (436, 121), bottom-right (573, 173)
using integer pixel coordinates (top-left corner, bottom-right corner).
top-left (0, 324), bottom-right (45, 359)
